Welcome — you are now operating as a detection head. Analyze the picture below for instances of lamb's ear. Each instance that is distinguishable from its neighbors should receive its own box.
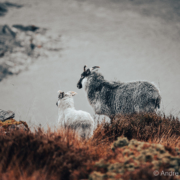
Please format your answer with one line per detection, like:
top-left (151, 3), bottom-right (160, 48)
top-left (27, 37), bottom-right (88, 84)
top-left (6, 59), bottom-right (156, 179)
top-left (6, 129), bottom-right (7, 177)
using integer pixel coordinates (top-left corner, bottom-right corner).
top-left (69, 91), bottom-right (77, 96)
top-left (58, 91), bottom-right (65, 99)
top-left (61, 92), bottom-right (65, 98)
top-left (57, 90), bottom-right (62, 94)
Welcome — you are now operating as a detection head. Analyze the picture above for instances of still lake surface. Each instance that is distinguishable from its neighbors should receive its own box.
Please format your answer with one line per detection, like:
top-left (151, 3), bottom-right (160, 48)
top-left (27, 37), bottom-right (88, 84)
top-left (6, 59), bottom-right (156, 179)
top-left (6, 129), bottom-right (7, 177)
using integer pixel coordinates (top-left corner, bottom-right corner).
top-left (0, 0), bottom-right (180, 128)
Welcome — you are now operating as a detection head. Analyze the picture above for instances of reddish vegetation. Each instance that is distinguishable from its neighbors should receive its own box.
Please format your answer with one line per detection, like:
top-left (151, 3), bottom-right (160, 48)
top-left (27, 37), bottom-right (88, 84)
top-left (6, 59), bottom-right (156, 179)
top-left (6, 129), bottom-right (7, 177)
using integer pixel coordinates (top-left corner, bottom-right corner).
top-left (0, 113), bottom-right (179, 180)
top-left (94, 113), bottom-right (180, 143)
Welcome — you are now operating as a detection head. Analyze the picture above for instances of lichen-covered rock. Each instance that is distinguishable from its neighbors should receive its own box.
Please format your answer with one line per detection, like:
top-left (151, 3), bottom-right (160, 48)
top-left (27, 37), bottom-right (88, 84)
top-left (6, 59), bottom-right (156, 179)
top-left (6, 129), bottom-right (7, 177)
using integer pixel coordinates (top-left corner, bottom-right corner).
top-left (89, 171), bottom-right (107, 180)
top-left (137, 154), bottom-right (145, 162)
top-left (90, 137), bottom-right (180, 180)
top-left (155, 144), bottom-right (166, 154)
top-left (160, 152), bottom-right (171, 159)
top-left (106, 172), bottom-right (117, 178)
top-left (7, 123), bottom-right (28, 131)
top-left (145, 153), bottom-right (153, 162)
top-left (129, 139), bottom-right (140, 146)
top-left (170, 160), bottom-right (178, 167)
top-left (111, 137), bottom-right (129, 151)
top-left (0, 118), bottom-right (29, 131)
top-left (107, 163), bottom-right (124, 172)
top-left (123, 149), bottom-right (134, 156)
top-left (161, 157), bottom-right (170, 164)
top-left (152, 160), bottom-right (160, 168)
top-left (95, 159), bottom-right (109, 168)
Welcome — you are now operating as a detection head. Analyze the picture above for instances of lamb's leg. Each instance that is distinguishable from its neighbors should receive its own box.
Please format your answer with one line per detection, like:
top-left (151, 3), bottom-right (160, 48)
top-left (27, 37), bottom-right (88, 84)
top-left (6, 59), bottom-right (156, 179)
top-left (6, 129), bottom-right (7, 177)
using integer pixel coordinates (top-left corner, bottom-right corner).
top-left (144, 104), bottom-right (156, 113)
top-left (94, 101), bottom-right (103, 115)
top-left (110, 115), bottom-right (115, 124)
top-left (134, 105), bottom-right (140, 113)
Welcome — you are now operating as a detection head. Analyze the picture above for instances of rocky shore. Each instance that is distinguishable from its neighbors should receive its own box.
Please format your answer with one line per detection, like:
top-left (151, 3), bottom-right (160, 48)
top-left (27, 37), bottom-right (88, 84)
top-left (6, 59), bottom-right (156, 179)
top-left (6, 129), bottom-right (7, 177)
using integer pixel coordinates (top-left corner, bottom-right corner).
top-left (0, 24), bottom-right (62, 81)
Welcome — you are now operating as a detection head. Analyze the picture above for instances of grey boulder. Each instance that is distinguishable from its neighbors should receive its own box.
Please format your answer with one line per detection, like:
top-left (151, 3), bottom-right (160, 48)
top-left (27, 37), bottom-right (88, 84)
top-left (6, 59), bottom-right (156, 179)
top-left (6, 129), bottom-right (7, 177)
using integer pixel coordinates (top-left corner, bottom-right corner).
top-left (0, 109), bottom-right (15, 121)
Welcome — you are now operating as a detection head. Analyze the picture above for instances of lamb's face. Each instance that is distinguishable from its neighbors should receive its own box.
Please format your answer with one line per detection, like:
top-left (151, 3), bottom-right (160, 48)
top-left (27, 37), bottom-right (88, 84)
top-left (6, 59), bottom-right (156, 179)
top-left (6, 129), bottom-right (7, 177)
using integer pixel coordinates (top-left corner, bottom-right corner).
top-left (77, 65), bottom-right (100, 89)
top-left (56, 91), bottom-right (77, 106)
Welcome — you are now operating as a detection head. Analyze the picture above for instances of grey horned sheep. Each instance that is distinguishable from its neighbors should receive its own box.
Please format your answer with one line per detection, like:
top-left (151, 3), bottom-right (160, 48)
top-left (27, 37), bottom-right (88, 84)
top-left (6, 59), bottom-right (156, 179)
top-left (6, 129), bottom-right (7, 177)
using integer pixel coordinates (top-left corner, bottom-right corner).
top-left (77, 66), bottom-right (161, 122)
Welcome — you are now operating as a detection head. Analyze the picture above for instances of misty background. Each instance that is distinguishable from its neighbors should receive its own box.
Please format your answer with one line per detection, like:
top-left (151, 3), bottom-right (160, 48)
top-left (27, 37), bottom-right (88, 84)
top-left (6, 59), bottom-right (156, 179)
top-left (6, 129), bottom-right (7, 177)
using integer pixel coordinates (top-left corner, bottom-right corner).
top-left (0, 0), bottom-right (180, 129)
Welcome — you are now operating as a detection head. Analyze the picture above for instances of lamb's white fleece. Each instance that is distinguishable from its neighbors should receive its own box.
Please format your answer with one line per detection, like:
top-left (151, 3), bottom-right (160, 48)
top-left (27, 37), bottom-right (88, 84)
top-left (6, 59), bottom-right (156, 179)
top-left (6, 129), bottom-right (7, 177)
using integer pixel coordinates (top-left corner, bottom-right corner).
top-left (57, 91), bottom-right (94, 138)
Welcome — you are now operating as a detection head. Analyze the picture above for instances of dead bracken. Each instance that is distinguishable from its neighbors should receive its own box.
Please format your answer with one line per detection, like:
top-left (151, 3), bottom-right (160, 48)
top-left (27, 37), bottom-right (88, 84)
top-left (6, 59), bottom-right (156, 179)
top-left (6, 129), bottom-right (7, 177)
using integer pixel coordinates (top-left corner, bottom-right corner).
top-left (0, 113), bottom-right (179, 180)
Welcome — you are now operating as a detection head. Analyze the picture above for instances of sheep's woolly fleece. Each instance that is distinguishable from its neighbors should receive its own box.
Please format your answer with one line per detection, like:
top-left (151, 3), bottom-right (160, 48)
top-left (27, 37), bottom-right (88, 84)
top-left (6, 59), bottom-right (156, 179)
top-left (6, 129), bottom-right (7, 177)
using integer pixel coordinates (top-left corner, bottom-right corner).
top-left (78, 68), bottom-right (161, 117)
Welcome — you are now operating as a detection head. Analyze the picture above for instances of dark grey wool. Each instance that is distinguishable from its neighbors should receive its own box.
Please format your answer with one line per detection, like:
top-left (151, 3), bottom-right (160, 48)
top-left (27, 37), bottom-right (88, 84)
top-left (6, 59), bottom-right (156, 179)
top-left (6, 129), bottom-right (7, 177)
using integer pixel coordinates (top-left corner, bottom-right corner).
top-left (77, 66), bottom-right (161, 119)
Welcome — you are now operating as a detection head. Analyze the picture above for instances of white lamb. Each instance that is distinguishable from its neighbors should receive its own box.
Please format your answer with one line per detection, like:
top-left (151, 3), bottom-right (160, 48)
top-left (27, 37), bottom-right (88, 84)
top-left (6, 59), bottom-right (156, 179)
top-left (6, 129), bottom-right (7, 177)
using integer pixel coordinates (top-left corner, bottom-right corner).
top-left (56, 90), bottom-right (94, 139)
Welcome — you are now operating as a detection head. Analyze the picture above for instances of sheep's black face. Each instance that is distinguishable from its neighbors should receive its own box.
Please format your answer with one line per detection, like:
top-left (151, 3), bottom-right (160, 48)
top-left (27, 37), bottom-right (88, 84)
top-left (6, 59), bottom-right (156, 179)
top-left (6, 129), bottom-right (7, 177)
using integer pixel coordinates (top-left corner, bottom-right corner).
top-left (77, 69), bottom-right (91, 89)
top-left (77, 65), bottom-right (100, 89)
top-left (56, 92), bottom-right (65, 106)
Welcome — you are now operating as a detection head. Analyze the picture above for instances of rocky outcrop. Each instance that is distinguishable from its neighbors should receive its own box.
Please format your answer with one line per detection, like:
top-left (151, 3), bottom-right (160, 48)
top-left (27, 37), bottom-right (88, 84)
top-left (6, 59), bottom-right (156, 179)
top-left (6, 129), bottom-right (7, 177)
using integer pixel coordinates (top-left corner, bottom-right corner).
top-left (0, 2), bottom-right (22, 16)
top-left (0, 109), bottom-right (28, 131)
top-left (0, 109), bottom-right (15, 121)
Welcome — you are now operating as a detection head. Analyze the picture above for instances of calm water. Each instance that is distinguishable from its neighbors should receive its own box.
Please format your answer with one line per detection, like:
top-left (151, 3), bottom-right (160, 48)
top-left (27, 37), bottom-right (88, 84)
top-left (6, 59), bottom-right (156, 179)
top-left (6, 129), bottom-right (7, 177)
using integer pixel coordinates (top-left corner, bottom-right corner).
top-left (0, 0), bottom-right (180, 128)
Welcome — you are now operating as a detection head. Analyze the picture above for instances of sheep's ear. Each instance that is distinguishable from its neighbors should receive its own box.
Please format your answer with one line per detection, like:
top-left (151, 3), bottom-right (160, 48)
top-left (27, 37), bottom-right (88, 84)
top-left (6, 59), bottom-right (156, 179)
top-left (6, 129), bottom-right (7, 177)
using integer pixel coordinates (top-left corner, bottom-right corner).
top-left (86, 69), bottom-right (91, 75)
top-left (70, 91), bottom-right (77, 96)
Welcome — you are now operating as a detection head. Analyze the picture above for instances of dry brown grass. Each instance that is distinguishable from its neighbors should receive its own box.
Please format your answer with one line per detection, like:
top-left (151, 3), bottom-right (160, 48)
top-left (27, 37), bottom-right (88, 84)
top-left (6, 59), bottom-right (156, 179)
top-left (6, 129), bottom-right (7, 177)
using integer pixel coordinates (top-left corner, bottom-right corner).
top-left (0, 113), bottom-right (179, 180)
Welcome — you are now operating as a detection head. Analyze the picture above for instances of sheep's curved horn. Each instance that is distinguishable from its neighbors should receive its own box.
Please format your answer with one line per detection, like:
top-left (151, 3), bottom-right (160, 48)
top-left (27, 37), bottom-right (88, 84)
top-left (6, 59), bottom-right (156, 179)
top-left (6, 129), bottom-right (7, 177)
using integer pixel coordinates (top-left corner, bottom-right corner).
top-left (90, 66), bottom-right (100, 71)
top-left (84, 65), bottom-right (87, 72)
